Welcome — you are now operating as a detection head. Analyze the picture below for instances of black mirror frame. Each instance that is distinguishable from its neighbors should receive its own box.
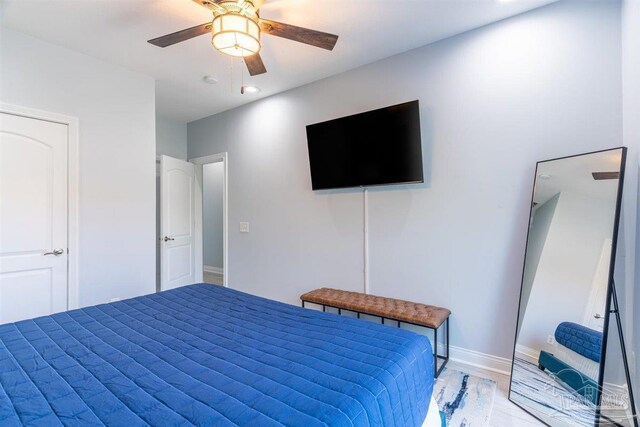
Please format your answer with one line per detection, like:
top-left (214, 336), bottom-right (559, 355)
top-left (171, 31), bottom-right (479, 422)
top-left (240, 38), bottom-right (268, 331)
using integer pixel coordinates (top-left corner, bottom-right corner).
top-left (507, 147), bottom-right (638, 427)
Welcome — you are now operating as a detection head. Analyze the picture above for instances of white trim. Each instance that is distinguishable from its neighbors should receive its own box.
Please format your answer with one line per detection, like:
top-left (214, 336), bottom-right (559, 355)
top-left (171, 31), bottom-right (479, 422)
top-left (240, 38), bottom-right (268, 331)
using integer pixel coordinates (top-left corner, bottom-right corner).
top-left (189, 152), bottom-right (229, 288)
top-left (189, 153), bottom-right (225, 165)
top-left (0, 102), bottom-right (80, 310)
top-left (193, 164), bottom-right (204, 284)
top-left (204, 266), bottom-right (224, 275)
top-left (515, 344), bottom-right (540, 365)
top-left (603, 381), bottom-right (629, 398)
top-left (450, 345), bottom-right (513, 376)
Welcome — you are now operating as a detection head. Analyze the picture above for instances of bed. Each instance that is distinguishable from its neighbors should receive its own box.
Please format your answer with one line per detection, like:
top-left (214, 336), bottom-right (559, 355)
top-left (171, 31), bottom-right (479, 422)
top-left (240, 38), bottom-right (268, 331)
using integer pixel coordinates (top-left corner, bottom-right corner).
top-left (0, 284), bottom-right (437, 426)
top-left (537, 321), bottom-right (602, 404)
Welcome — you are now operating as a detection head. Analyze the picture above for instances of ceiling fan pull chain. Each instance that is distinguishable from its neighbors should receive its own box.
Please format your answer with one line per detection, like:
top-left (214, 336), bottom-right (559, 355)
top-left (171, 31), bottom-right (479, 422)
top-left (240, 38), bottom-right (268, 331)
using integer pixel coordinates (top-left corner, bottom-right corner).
top-left (241, 59), bottom-right (245, 94)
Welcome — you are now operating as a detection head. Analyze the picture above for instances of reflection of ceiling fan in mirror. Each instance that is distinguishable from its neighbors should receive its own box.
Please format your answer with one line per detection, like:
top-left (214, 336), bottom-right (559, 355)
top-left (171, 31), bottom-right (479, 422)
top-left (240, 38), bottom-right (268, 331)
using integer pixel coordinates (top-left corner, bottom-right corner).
top-left (592, 171), bottom-right (620, 180)
top-left (148, 0), bottom-right (339, 76)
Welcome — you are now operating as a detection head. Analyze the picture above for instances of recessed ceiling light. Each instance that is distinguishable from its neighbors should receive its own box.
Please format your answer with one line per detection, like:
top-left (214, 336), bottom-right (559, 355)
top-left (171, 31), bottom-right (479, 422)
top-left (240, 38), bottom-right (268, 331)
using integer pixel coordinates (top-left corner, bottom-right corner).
top-left (241, 85), bottom-right (261, 94)
top-left (202, 75), bottom-right (218, 84)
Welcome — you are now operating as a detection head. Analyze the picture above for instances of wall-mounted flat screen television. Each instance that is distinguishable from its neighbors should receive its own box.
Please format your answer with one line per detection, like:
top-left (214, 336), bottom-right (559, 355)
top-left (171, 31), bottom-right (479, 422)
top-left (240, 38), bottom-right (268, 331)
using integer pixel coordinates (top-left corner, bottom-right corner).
top-left (306, 100), bottom-right (423, 190)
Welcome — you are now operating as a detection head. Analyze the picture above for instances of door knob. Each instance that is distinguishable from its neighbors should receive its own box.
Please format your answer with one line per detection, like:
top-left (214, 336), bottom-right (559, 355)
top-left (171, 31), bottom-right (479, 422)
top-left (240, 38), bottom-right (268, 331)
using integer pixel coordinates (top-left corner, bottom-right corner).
top-left (594, 313), bottom-right (603, 319)
top-left (163, 236), bottom-right (175, 242)
top-left (44, 248), bottom-right (65, 256)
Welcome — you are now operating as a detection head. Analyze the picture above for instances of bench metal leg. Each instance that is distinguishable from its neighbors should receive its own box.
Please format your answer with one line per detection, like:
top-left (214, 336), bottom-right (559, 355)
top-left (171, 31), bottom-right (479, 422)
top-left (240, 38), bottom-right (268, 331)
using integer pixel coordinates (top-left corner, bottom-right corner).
top-left (434, 327), bottom-right (438, 378)
top-left (433, 317), bottom-right (450, 378)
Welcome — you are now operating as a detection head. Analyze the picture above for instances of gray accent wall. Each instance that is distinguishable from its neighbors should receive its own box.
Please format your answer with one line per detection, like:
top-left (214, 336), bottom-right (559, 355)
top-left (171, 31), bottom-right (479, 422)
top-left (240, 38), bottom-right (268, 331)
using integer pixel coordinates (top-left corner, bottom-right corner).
top-left (187, 1), bottom-right (623, 359)
top-left (203, 162), bottom-right (224, 270)
top-left (156, 116), bottom-right (187, 159)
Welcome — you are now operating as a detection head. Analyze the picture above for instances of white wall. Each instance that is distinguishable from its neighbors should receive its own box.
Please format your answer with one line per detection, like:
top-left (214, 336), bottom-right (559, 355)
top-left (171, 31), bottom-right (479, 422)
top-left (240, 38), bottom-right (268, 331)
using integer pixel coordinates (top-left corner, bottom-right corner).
top-left (518, 191), bottom-right (615, 353)
top-left (203, 162), bottom-right (224, 270)
top-left (156, 116), bottom-right (187, 159)
top-left (517, 193), bottom-right (559, 336)
top-left (621, 0), bottom-right (640, 406)
top-left (0, 27), bottom-right (156, 307)
top-left (187, 1), bottom-right (622, 359)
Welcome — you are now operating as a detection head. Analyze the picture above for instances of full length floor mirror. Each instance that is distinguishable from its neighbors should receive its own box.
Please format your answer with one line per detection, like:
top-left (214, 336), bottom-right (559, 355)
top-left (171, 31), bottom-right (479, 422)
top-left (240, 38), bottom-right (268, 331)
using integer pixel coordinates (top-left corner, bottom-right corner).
top-left (509, 147), bottom-right (638, 427)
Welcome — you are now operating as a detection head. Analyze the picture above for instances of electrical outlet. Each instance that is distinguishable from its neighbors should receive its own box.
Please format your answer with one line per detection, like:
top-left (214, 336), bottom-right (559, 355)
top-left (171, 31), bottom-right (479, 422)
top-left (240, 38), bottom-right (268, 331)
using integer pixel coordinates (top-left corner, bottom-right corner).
top-left (239, 222), bottom-right (250, 233)
top-left (547, 335), bottom-right (554, 345)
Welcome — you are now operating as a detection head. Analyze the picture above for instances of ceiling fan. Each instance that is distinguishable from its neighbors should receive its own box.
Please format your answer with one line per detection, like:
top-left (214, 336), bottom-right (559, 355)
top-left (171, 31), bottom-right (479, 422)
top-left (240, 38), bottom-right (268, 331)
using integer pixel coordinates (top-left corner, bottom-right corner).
top-left (148, 0), bottom-right (339, 76)
top-left (592, 172), bottom-right (620, 180)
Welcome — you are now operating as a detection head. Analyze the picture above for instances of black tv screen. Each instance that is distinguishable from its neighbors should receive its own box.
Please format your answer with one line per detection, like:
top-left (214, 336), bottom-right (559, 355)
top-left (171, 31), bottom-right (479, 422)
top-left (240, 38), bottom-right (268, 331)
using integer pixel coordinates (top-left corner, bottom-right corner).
top-left (306, 100), bottom-right (423, 190)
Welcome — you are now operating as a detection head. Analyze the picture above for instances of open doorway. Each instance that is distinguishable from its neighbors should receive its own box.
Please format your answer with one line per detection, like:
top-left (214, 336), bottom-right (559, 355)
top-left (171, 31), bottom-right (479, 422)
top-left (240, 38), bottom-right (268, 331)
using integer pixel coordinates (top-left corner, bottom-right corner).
top-left (192, 153), bottom-right (228, 287)
top-left (157, 153), bottom-right (228, 289)
top-left (202, 161), bottom-right (224, 285)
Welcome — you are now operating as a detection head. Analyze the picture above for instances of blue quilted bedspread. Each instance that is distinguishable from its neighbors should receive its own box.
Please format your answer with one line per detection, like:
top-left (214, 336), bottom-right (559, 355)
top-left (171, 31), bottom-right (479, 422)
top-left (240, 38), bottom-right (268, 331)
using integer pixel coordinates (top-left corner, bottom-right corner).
top-left (555, 321), bottom-right (602, 363)
top-left (0, 284), bottom-right (433, 426)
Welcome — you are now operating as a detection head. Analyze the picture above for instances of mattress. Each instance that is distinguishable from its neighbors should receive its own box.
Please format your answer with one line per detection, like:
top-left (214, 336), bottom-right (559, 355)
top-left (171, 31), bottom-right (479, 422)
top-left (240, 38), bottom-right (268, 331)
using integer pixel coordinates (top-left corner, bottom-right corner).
top-left (0, 284), bottom-right (434, 426)
top-left (554, 322), bottom-right (602, 362)
top-left (551, 341), bottom-right (600, 382)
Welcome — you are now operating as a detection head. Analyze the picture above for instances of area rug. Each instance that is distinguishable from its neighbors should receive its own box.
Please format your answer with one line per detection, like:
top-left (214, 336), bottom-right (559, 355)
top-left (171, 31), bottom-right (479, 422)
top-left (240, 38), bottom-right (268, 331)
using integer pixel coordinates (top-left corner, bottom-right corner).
top-left (510, 357), bottom-right (597, 427)
top-left (433, 368), bottom-right (497, 427)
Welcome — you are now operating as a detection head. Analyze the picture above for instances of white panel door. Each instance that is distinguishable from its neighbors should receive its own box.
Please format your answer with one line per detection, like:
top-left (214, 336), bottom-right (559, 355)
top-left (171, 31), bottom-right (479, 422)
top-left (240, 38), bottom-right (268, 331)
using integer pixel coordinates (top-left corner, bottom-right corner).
top-left (0, 112), bottom-right (68, 324)
top-left (584, 238), bottom-right (612, 331)
top-left (161, 155), bottom-right (196, 290)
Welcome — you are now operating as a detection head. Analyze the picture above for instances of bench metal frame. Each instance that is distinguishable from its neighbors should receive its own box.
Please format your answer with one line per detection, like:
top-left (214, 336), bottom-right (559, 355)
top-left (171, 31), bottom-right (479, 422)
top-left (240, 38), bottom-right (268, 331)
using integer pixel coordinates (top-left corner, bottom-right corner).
top-left (301, 300), bottom-right (450, 378)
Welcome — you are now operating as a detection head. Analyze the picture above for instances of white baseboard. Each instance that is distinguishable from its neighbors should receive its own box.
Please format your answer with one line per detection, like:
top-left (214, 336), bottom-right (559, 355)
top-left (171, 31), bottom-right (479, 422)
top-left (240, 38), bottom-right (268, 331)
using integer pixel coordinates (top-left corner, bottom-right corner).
top-left (204, 265), bottom-right (223, 275)
top-left (449, 345), bottom-right (513, 376)
top-left (515, 344), bottom-right (539, 365)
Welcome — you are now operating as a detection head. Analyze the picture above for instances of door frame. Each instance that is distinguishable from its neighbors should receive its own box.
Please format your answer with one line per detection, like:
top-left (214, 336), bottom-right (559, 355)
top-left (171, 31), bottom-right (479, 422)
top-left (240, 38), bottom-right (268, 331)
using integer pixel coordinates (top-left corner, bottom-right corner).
top-left (0, 102), bottom-right (80, 310)
top-left (189, 153), bottom-right (228, 287)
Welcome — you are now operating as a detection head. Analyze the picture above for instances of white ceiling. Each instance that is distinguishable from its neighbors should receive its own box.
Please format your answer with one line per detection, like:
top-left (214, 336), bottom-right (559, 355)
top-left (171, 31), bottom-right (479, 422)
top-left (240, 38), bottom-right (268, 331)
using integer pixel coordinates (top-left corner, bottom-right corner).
top-left (0, 0), bottom-right (556, 123)
top-left (534, 149), bottom-right (624, 206)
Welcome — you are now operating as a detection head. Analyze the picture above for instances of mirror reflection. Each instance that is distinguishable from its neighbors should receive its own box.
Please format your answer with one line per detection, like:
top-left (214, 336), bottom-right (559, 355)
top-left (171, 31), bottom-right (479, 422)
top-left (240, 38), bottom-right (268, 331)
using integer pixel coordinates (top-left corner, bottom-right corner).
top-left (510, 148), bottom-right (625, 427)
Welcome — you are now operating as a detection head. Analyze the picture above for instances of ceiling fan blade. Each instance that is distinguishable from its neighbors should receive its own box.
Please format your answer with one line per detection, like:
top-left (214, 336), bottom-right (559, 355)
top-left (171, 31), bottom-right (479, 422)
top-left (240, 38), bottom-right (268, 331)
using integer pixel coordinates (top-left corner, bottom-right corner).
top-left (592, 172), bottom-right (620, 180)
top-left (244, 53), bottom-right (267, 76)
top-left (148, 22), bottom-right (212, 48)
top-left (259, 19), bottom-right (338, 51)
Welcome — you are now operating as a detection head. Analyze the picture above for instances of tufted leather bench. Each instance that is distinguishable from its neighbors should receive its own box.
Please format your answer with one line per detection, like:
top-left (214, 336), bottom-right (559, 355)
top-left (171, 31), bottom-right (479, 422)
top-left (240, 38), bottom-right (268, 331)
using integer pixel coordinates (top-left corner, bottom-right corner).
top-left (300, 288), bottom-right (451, 377)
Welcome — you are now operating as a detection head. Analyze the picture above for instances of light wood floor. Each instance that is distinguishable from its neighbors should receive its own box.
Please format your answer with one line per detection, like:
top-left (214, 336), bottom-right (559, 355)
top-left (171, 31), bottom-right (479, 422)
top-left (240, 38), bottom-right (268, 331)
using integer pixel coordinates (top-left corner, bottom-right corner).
top-left (446, 360), bottom-right (543, 427)
top-left (203, 272), bottom-right (224, 285)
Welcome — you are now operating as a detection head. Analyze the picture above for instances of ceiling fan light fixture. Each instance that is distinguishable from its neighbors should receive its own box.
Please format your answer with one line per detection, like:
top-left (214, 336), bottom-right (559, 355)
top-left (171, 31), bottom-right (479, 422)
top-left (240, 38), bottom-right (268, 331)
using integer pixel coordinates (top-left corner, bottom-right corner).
top-left (212, 13), bottom-right (261, 57)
